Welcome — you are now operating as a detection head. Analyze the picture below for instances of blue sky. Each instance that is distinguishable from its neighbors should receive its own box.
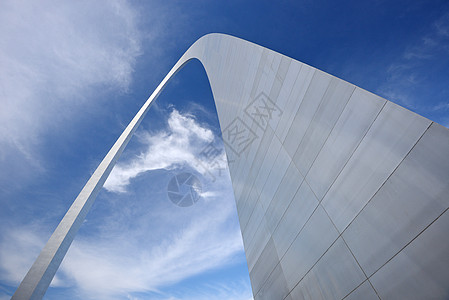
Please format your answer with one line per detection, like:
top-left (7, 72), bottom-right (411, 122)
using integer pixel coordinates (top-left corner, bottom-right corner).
top-left (0, 0), bottom-right (448, 299)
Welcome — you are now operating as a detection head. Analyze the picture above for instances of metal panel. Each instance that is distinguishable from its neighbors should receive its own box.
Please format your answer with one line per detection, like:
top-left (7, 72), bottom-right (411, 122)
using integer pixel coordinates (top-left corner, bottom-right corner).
top-left (370, 209), bottom-right (449, 300)
top-left (239, 186), bottom-right (260, 232)
top-left (242, 193), bottom-right (265, 250)
top-left (252, 129), bottom-right (283, 196)
top-left (343, 280), bottom-right (379, 300)
top-left (292, 78), bottom-right (355, 176)
top-left (246, 218), bottom-right (271, 273)
top-left (272, 180), bottom-right (319, 258)
top-left (343, 122), bottom-right (449, 276)
top-left (254, 263), bottom-right (290, 300)
top-left (280, 205), bottom-right (339, 291)
top-left (306, 88), bottom-right (386, 201)
top-left (249, 237), bottom-right (281, 296)
top-left (273, 61), bottom-right (302, 114)
top-left (265, 162), bottom-right (304, 234)
top-left (290, 237), bottom-right (366, 300)
top-left (247, 49), bottom-right (270, 101)
top-left (238, 126), bottom-right (275, 214)
top-left (234, 125), bottom-right (272, 207)
top-left (275, 65), bottom-right (315, 143)
top-left (322, 101), bottom-right (431, 232)
top-left (243, 200), bottom-right (270, 273)
top-left (258, 144), bottom-right (291, 212)
top-left (269, 56), bottom-right (291, 104)
top-left (283, 70), bottom-right (332, 158)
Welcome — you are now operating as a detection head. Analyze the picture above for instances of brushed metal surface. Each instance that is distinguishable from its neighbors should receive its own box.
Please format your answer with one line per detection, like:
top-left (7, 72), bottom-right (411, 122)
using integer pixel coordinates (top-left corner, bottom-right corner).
top-left (322, 101), bottom-right (431, 232)
top-left (272, 180), bottom-right (318, 258)
top-left (292, 78), bottom-right (355, 176)
top-left (290, 237), bottom-right (366, 300)
top-left (343, 122), bottom-right (449, 276)
top-left (344, 280), bottom-right (379, 300)
top-left (306, 88), bottom-right (386, 201)
top-left (283, 70), bottom-right (332, 159)
top-left (280, 205), bottom-right (339, 291)
top-left (265, 162), bottom-right (303, 233)
top-left (370, 209), bottom-right (449, 299)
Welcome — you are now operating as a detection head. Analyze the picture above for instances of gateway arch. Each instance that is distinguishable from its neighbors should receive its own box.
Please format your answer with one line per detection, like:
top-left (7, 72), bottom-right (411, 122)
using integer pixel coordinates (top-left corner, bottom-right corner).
top-left (13, 33), bottom-right (449, 299)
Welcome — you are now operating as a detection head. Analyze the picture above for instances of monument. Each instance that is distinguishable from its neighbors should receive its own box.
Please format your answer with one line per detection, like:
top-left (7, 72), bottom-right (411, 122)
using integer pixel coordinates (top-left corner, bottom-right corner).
top-left (13, 34), bottom-right (449, 299)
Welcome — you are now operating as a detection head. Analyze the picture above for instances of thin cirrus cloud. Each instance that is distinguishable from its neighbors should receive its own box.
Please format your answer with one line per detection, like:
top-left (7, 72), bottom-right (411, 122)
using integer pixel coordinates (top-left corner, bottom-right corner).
top-left (104, 109), bottom-right (222, 193)
top-left (380, 12), bottom-right (449, 119)
top-left (0, 226), bottom-right (45, 285)
top-left (0, 191), bottom-right (246, 299)
top-left (59, 202), bottom-right (244, 299)
top-left (0, 0), bottom-right (142, 164)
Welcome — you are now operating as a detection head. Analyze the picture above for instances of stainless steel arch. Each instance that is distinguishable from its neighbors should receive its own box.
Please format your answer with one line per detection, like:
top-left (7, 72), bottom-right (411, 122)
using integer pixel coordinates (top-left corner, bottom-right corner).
top-left (13, 33), bottom-right (449, 300)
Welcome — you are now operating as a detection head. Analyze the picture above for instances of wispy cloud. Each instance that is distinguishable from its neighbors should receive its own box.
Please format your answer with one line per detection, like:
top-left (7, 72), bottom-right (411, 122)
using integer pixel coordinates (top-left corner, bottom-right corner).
top-left (379, 12), bottom-right (449, 114)
top-left (0, 226), bottom-right (44, 284)
top-left (59, 202), bottom-right (243, 299)
top-left (0, 0), bottom-right (142, 169)
top-left (402, 13), bottom-right (449, 61)
top-left (429, 102), bottom-right (449, 112)
top-left (138, 279), bottom-right (253, 300)
top-left (105, 109), bottom-right (224, 193)
top-left (0, 172), bottom-right (244, 299)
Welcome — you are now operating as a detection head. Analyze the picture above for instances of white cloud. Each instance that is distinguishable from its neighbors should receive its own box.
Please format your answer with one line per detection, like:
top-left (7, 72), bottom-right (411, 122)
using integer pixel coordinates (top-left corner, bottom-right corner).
top-left (104, 109), bottom-right (221, 193)
top-left (0, 0), bottom-right (141, 164)
top-left (143, 279), bottom-right (253, 300)
top-left (0, 226), bottom-right (44, 284)
top-left (0, 224), bottom-right (70, 290)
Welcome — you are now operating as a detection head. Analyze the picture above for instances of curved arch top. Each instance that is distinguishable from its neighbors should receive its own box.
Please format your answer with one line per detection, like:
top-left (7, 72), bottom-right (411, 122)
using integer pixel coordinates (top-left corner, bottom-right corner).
top-left (13, 33), bottom-right (449, 300)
